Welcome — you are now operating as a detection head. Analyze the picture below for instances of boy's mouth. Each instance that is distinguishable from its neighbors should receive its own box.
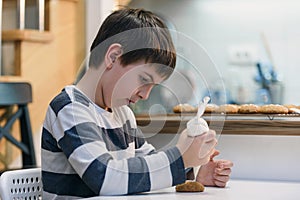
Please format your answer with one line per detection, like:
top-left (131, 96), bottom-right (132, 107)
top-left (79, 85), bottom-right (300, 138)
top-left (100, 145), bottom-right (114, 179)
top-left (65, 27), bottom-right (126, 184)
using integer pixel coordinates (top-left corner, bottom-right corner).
top-left (128, 98), bottom-right (138, 104)
top-left (129, 99), bottom-right (136, 104)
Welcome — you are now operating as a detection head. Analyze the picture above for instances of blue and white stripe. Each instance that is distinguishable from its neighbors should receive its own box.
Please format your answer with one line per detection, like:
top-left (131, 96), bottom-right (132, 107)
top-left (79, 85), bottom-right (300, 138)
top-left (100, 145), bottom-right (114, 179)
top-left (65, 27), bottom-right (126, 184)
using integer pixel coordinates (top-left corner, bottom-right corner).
top-left (41, 85), bottom-right (186, 199)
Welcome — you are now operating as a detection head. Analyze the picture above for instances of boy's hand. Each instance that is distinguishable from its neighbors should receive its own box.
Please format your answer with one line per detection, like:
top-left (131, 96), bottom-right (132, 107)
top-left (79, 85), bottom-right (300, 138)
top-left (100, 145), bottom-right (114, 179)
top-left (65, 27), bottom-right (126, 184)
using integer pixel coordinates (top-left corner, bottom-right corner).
top-left (196, 150), bottom-right (233, 187)
top-left (176, 129), bottom-right (217, 168)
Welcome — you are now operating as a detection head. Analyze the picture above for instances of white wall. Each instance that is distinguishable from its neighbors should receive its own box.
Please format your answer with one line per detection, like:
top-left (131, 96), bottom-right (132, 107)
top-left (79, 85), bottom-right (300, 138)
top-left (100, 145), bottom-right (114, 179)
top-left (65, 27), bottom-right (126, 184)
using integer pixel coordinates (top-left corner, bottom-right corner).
top-left (85, 0), bottom-right (114, 56)
top-left (145, 133), bottom-right (300, 182)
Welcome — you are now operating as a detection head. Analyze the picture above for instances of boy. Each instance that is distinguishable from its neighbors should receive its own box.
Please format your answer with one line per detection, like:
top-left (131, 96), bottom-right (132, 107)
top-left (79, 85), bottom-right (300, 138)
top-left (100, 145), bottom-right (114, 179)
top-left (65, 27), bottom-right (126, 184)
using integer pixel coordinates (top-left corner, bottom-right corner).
top-left (41, 8), bottom-right (232, 199)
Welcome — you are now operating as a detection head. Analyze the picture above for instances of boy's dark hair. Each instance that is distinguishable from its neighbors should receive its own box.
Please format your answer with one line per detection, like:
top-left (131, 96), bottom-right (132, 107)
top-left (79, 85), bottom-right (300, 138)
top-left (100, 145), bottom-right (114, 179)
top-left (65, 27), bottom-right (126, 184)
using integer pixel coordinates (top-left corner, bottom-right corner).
top-left (89, 8), bottom-right (176, 79)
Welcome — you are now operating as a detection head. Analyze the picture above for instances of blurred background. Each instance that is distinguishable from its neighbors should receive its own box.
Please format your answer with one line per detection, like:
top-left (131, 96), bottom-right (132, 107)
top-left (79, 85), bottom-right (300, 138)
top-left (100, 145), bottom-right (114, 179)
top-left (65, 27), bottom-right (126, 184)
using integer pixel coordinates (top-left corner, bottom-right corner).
top-left (126, 0), bottom-right (300, 113)
top-left (2, 0), bottom-right (300, 109)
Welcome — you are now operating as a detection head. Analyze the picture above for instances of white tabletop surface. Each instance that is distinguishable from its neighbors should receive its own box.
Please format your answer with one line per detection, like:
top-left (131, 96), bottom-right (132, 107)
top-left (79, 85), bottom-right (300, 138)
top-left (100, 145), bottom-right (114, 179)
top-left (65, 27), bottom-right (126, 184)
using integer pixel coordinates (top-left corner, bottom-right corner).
top-left (83, 179), bottom-right (300, 200)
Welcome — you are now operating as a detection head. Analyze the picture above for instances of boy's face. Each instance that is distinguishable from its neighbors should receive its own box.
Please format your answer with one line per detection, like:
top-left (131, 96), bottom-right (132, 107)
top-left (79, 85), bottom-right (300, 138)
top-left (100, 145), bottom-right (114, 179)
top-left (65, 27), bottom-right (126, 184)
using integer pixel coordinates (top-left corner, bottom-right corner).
top-left (99, 60), bottom-right (166, 108)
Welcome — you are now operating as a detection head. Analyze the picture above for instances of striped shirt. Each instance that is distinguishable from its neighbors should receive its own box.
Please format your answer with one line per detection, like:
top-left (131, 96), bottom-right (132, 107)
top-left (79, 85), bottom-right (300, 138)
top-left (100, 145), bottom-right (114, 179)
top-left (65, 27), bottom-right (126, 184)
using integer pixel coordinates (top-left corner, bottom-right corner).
top-left (41, 85), bottom-right (186, 199)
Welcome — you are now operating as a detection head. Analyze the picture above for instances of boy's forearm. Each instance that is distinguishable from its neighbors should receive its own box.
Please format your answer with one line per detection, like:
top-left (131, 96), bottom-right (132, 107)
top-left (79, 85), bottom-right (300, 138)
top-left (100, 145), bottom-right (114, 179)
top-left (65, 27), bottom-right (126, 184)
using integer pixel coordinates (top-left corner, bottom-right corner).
top-left (93, 146), bottom-right (186, 195)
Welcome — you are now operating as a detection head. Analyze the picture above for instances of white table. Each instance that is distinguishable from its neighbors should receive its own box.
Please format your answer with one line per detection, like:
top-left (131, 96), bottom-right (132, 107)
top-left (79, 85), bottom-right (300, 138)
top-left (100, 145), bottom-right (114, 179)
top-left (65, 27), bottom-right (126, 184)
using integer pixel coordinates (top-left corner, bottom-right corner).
top-left (83, 179), bottom-right (300, 200)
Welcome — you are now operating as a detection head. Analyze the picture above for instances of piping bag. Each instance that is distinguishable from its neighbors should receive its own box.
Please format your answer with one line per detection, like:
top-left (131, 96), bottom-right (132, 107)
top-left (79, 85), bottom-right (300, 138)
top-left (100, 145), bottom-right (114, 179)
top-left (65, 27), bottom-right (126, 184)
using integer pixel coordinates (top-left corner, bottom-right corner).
top-left (187, 96), bottom-right (210, 137)
top-left (186, 96), bottom-right (210, 180)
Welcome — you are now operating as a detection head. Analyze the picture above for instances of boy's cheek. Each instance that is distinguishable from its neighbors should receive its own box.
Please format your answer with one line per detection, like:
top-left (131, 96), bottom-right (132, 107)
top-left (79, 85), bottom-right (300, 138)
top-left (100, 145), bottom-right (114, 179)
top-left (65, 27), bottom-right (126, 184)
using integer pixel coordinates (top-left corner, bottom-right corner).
top-left (113, 79), bottom-right (140, 97)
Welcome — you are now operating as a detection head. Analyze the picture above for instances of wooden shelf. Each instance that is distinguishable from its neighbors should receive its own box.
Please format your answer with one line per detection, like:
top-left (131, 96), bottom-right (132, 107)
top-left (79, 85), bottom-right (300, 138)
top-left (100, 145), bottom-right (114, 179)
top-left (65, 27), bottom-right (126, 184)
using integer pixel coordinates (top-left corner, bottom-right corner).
top-left (136, 113), bottom-right (300, 136)
top-left (2, 30), bottom-right (53, 43)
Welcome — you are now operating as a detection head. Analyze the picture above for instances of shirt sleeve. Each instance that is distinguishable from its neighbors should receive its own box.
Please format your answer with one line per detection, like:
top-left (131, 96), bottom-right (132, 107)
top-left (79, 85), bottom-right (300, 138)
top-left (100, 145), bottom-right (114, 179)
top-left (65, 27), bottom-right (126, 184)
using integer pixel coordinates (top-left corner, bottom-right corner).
top-left (100, 146), bottom-right (185, 195)
top-left (134, 127), bottom-right (156, 156)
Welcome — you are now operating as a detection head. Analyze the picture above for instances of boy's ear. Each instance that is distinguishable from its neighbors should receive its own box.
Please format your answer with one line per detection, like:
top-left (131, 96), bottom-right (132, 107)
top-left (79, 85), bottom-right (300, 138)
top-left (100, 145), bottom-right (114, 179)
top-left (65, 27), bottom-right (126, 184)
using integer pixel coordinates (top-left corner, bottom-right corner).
top-left (105, 43), bottom-right (123, 69)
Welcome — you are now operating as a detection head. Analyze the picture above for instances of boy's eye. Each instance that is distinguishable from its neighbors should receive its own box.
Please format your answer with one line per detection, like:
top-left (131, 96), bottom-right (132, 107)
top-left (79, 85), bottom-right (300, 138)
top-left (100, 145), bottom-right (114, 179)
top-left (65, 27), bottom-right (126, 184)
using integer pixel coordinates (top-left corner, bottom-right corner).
top-left (139, 75), bottom-right (151, 84)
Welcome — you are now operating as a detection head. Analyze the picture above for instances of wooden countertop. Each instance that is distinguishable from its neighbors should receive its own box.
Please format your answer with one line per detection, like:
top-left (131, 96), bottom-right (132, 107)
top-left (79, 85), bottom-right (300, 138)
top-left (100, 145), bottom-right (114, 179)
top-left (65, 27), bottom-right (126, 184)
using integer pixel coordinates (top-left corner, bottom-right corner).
top-left (135, 113), bottom-right (300, 136)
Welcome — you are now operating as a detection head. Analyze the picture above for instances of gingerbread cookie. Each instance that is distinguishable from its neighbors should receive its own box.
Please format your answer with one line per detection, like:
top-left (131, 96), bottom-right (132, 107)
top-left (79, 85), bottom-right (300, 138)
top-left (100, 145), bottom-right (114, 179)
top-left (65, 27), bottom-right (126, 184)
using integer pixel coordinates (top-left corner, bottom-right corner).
top-left (173, 104), bottom-right (197, 113)
top-left (238, 104), bottom-right (260, 114)
top-left (260, 104), bottom-right (289, 114)
top-left (215, 104), bottom-right (239, 114)
top-left (175, 181), bottom-right (205, 192)
top-left (204, 104), bottom-right (219, 113)
top-left (283, 104), bottom-right (298, 114)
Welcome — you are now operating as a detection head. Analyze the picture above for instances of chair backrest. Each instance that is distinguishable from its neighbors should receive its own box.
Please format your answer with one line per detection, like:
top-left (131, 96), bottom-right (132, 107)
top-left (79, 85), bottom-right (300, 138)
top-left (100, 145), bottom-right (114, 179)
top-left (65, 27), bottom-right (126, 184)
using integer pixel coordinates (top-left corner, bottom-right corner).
top-left (0, 168), bottom-right (42, 200)
top-left (0, 81), bottom-right (36, 169)
top-left (0, 82), bottom-right (32, 105)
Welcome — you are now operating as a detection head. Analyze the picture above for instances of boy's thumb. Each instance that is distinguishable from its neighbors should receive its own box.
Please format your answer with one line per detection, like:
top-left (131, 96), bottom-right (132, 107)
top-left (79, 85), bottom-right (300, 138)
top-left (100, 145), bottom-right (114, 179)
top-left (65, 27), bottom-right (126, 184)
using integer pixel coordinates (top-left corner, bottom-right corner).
top-left (210, 149), bottom-right (220, 161)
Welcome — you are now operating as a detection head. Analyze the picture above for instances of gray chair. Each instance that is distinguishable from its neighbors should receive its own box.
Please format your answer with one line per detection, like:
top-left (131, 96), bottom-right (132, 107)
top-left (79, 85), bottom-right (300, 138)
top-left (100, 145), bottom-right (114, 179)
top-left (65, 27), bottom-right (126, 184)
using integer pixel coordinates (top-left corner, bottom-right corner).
top-left (0, 168), bottom-right (42, 200)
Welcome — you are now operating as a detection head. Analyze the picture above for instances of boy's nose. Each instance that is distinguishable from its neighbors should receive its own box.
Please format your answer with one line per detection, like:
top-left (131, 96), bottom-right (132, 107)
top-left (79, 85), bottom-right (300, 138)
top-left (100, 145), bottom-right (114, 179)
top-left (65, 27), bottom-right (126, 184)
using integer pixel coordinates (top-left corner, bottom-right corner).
top-left (138, 85), bottom-right (153, 100)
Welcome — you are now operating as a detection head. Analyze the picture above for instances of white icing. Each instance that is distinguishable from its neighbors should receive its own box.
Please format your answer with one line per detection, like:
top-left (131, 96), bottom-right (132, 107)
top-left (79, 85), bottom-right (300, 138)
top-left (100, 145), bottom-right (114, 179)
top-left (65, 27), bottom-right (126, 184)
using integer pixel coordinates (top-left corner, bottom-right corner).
top-left (187, 96), bottom-right (210, 137)
top-left (187, 117), bottom-right (209, 137)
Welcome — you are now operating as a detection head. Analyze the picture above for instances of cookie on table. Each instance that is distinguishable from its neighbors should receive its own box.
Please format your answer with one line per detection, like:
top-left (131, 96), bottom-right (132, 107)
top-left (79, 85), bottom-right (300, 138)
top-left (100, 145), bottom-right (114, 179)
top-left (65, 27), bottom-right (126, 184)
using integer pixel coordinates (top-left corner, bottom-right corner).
top-left (215, 104), bottom-right (239, 114)
top-left (238, 104), bottom-right (260, 114)
top-left (204, 104), bottom-right (219, 113)
top-left (175, 181), bottom-right (205, 192)
top-left (260, 104), bottom-right (289, 114)
top-left (173, 103), bottom-right (197, 113)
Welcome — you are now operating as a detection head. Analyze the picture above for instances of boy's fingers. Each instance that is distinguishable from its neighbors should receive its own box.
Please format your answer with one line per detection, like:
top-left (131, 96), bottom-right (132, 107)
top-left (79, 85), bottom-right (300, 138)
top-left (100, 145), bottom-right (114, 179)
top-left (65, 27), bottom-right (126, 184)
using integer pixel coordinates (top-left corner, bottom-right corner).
top-left (198, 139), bottom-right (217, 159)
top-left (217, 160), bottom-right (234, 169)
top-left (215, 168), bottom-right (232, 175)
top-left (203, 130), bottom-right (216, 142)
top-left (213, 179), bottom-right (228, 188)
top-left (198, 147), bottom-right (216, 164)
top-left (214, 174), bottom-right (230, 183)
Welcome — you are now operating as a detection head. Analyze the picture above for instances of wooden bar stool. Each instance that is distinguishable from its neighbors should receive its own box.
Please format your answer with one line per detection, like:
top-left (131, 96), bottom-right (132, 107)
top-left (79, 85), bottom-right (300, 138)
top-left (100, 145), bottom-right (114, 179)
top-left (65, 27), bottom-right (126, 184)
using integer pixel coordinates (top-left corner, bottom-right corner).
top-left (0, 82), bottom-right (36, 169)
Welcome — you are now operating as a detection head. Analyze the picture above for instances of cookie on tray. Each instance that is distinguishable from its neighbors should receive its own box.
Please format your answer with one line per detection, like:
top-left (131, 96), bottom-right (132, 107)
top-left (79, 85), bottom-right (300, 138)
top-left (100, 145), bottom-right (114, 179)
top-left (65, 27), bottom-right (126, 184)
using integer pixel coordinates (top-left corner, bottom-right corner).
top-left (204, 104), bottom-right (219, 113)
top-left (175, 181), bottom-right (205, 192)
top-left (173, 103), bottom-right (197, 113)
top-left (215, 104), bottom-right (239, 114)
top-left (260, 104), bottom-right (289, 114)
top-left (238, 104), bottom-right (260, 114)
top-left (283, 104), bottom-right (299, 114)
